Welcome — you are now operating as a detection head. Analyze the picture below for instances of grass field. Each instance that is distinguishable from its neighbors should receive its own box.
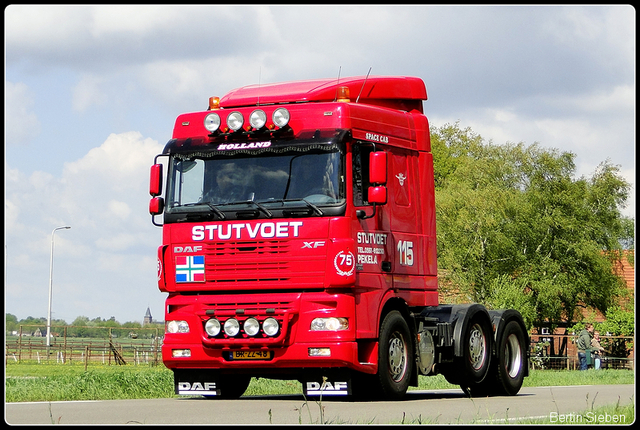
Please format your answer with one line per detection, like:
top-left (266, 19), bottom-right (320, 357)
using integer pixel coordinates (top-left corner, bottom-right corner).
top-left (5, 361), bottom-right (634, 401)
top-left (5, 362), bottom-right (634, 424)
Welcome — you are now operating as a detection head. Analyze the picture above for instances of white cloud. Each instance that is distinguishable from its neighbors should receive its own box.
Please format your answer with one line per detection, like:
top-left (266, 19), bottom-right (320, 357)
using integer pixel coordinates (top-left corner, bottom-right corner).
top-left (90, 5), bottom-right (181, 36)
top-left (5, 131), bottom-right (164, 323)
top-left (95, 233), bottom-right (137, 251)
top-left (5, 81), bottom-right (41, 144)
top-left (72, 75), bottom-right (107, 112)
top-left (108, 200), bottom-right (132, 220)
top-left (5, 5), bottom-right (92, 52)
top-left (62, 131), bottom-right (159, 191)
top-left (4, 5), bottom-right (634, 322)
top-left (555, 85), bottom-right (635, 115)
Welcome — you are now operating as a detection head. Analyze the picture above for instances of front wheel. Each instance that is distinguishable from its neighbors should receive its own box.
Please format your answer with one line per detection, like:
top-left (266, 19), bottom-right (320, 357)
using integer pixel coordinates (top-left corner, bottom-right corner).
top-left (376, 310), bottom-right (414, 400)
top-left (215, 374), bottom-right (251, 399)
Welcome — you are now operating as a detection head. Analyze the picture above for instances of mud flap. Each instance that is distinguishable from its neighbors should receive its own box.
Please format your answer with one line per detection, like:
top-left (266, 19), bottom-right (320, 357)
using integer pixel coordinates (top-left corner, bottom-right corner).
top-left (302, 372), bottom-right (352, 397)
top-left (174, 370), bottom-right (220, 396)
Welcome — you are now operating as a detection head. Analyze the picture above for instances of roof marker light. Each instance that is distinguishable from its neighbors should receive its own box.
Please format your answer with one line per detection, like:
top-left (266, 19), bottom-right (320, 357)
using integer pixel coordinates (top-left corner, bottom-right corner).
top-left (336, 86), bottom-right (350, 102)
top-left (209, 96), bottom-right (220, 110)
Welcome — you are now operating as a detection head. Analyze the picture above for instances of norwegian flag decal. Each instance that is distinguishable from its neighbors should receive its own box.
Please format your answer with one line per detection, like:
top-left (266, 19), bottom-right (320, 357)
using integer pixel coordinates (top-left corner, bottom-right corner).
top-left (175, 255), bottom-right (205, 283)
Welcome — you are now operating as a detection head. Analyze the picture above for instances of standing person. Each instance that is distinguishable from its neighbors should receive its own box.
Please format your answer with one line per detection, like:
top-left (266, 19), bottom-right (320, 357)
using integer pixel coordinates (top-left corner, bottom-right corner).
top-left (591, 331), bottom-right (606, 370)
top-left (576, 323), bottom-right (593, 370)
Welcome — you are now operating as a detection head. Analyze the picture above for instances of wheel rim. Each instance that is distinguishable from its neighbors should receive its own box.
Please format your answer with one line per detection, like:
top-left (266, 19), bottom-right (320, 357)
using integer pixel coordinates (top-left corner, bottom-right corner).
top-left (504, 333), bottom-right (522, 378)
top-left (388, 332), bottom-right (408, 382)
top-left (468, 323), bottom-right (487, 370)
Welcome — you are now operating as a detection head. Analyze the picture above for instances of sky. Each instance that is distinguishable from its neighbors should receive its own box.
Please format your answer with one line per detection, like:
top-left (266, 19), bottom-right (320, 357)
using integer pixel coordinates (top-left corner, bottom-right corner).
top-left (4, 5), bottom-right (635, 324)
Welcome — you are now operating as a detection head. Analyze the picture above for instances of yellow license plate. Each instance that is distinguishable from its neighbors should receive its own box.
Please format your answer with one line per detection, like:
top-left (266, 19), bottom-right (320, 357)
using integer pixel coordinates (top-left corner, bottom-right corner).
top-left (231, 350), bottom-right (272, 360)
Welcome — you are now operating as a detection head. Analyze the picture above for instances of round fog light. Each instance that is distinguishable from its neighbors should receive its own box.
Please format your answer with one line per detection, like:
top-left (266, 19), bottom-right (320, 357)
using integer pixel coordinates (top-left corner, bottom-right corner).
top-left (272, 108), bottom-right (290, 128)
top-left (204, 112), bottom-right (221, 132)
top-left (227, 112), bottom-right (244, 131)
top-left (205, 318), bottom-right (221, 336)
top-left (249, 109), bottom-right (267, 129)
top-left (244, 317), bottom-right (260, 336)
top-left (262, 317), bottom-right (280, 337)
top-left (224, 318), bottom-right (240, 336)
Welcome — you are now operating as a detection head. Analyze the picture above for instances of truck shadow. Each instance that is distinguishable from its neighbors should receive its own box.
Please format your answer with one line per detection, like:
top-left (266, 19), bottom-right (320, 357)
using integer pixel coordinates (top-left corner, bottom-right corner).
top-left (182, 390), bottom-right (534, 402)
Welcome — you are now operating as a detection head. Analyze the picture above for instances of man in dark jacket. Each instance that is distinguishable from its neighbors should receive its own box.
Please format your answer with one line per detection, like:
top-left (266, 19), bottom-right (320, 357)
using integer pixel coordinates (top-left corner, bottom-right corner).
top-left (576, 323), bottom-right (593, 370)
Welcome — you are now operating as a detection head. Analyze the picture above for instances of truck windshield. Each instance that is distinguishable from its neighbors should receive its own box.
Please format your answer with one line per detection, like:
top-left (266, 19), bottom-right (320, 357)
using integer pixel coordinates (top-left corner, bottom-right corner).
top-left (165, 144), bottom-right (345, 221)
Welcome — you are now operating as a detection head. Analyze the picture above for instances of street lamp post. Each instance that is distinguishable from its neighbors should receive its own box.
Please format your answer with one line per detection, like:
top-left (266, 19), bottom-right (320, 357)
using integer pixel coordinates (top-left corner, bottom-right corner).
top-left (47, 226), bottom-right (71, 354)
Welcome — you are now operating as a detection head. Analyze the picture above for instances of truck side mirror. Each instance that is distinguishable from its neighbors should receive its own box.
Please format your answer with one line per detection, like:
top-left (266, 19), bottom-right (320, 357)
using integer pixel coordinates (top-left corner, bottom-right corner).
top-left (149, 164), bottom-right (163, 196)
top-left (369, 151), bottom-right (387, 205)
top-left (368, 186), bottom-right (387, 205)
top-left (149, 197), bottom-right (165, 215)
top-left (149, 163), bottom-right (164, 225)
top-left (369, 151), bottom-right (387, 185)
top-left (357, 151), bottom-right (388, 219)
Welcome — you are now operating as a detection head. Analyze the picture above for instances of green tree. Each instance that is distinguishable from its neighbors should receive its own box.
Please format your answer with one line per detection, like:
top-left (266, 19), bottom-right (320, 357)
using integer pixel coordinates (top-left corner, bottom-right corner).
top-left (68, 316), bottom-right (91, 337)
top-left (18, 316), bottom-right (47, 336)
top-left (596, 305), bottom-right (635, 358)
top-left (432, 123), bottom-right (633, 330)
top-left (5, 313), bottom-right (19, 334)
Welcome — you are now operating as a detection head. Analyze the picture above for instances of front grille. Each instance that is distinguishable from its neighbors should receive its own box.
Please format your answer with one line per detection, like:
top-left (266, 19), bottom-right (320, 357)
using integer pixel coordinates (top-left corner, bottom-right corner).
top-left (202, 240), bottom-right (324, 286)
top-left (208, 240), bottom-right (289, 256)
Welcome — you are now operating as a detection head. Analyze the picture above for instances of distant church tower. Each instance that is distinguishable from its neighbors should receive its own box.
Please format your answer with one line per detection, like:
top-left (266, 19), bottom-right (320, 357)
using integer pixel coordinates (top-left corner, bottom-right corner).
top-left (143, 307), bottom-right (152, 325)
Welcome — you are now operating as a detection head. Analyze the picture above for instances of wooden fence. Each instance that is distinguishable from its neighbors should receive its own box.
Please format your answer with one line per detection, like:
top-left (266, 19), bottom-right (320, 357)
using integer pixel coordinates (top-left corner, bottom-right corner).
top-left (5, 326), bottom-right (634, 371)
top-left (5, 325), bottom-right (162, 366)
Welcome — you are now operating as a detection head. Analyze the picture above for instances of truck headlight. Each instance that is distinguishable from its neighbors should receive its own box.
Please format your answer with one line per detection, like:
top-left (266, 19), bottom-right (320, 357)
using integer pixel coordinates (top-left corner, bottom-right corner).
top-left (204, 112), bottom-right (221, 132)
top-left (166, 320), bottom-right (190, 333)
top-left (310, 317), bottom-right (349, 331)
top-left (227, 112), bottom-right (244, 131)
top-left (244, 317), bottom-right (260, 336)
top-left (205, 318), bottom-right (221, 336)
top-left (224, 318), bottom-right (240, 337)
top-left (262, 317), bottom-right (280, 337)
top-left (249, 109), bottom-right (267, 129)
top-left (272, 108), bottom-right (290, 128)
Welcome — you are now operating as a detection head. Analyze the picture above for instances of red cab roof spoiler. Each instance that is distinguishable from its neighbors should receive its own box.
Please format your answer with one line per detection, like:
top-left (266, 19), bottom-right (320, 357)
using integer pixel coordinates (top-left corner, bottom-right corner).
top-left (219, 76), bottom-right (427, 110)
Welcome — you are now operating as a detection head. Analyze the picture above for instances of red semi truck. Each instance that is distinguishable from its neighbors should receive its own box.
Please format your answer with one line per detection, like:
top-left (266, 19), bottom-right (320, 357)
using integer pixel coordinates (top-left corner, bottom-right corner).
top-left (149, 75), bottom-right (529, 400)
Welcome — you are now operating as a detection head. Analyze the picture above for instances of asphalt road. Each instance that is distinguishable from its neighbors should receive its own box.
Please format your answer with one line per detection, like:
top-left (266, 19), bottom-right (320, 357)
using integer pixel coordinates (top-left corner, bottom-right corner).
top-left (5, 384), bottom-right (634, 425)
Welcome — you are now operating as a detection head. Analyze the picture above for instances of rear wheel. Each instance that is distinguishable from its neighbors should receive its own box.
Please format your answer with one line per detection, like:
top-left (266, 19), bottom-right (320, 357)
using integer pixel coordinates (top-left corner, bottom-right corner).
top-left (457, 314), bottom-right (492, 393)
top-left (494, 321), bottom-right (526, 395)
top-left (467, 320), bottom-right (526, 397)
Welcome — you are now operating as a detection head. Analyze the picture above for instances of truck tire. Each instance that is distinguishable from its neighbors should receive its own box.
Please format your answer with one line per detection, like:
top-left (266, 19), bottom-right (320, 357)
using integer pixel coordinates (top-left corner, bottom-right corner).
top-left (216, 374), bottom-right (251, 399)
top-left (458, 313), bottom-right (492, 388)
top-left (466, 320), bottom-right (526, 397)
top-left (376, 310), bottom-right (414, 400)
top-left (493, 320), bottom-right (526, 395)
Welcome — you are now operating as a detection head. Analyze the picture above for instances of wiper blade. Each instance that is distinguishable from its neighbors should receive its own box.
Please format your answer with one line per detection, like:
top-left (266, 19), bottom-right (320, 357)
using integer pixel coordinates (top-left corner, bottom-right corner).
top-left (241, 200), bottom-right (273, 218)
top-left (175, 202), bottom-right (226, 220)
top-left (204, 203), bottom-right (226, 220)
top-left (214, 200), bottom-right (273, 218)
top-left (301, 199), bottom-right (324, 216)
top-left (256, 198), bottom-right (325, 216)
